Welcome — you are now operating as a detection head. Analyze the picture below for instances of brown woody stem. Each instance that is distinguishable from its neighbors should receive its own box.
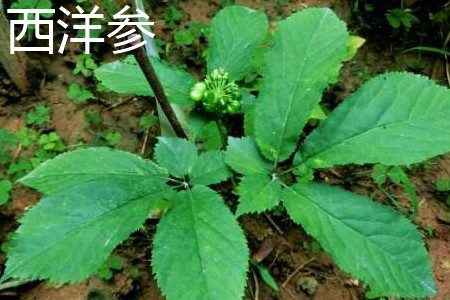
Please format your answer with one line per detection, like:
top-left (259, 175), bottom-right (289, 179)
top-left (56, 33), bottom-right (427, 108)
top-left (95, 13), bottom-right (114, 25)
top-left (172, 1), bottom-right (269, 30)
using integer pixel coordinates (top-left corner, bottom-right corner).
top-left (133, 47), bottom-right (187, 139)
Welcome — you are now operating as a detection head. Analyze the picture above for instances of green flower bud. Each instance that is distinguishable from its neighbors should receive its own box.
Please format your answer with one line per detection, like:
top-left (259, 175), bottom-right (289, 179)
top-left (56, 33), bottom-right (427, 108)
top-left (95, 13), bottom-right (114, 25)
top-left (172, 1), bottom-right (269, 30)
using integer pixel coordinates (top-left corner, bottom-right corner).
top-left (190, 89), bottom-right (203, 101)
top-left (193, 82), bottom-right (207, 93)
top-left (226, 101), bottom-right (242, 114)
top-left (233, 90), bottom-right (242, 100)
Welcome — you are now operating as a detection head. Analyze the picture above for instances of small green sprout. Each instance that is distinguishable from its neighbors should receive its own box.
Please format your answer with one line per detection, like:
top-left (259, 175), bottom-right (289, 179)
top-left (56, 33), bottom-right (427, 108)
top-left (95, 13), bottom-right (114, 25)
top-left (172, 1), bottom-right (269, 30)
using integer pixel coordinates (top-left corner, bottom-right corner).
top-left (26, 105), bottom-right (51, 126)
top-left (164, 6), bottom-right (183, 28)
top-left (67, 83), bottom-right (95, 103)
top-left (74, 54), bottom-right (98, 77)
top-left (96, 255), bottom-right (123, 280)
top-left (105, 132), bottom-right (122, 147)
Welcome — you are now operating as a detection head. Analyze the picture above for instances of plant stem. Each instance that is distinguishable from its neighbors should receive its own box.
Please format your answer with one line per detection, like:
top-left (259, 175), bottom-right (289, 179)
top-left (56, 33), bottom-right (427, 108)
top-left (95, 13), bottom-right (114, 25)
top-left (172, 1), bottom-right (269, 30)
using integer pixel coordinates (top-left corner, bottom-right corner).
top-left (214, 118), bottom-right (239, 189)
top-left (215, 119), bottom-right (227, 150)
top-left (133, 47), bottom-right (187, 139)
top-left (0, 280), bottom-right (27, 291)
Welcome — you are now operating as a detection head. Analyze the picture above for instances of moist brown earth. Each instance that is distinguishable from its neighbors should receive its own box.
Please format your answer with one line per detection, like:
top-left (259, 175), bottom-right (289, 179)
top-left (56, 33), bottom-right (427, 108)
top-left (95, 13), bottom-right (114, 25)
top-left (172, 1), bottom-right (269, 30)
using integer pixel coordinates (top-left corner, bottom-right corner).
top-left (1, 0), bottom-right (450, 299)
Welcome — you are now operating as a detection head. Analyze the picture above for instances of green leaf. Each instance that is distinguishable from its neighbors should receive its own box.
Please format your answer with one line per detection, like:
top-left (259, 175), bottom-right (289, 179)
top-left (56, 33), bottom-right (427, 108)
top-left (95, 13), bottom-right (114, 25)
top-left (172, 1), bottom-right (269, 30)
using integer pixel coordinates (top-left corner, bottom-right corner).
top-left (19, 148), bottom-right (165, 194)
top-left (107, 255), bottom-right (123, 270)
top-left (406, 46), bottom-right (450, 57)
top-left (298, 72), bottom-right (450, 169)
top-left (398, 172), bottom-right (419, 218)
top-left (343, 35), bottom-right (365, 61)
top-left (74, 54), bottom-right (97, 77)
top-left (174, 29), bottom-right (196, 45)
top-left (371, 164), bottom-right (388, 185)
top-left (282, 183), bottom-right (436, 297)
top-left (242, 92), bottom-right (257, 136)
top-left (254, 8), bottom-right (350, 163)
top-left (96, 254), bottom-right (123, 280)
top-left (154, 137), bottom-right (198, 178)
top-left (187, 113), bottom-right (223, 151)
top-left (189, 151), bottom-right (230, 186)
top-left (0, 129), bottom-right (17, 165)
top-left (236, 174), bottom-right (281, 216)
top-left (199, 123), bottom-right (223, 151)
top-left (387, 166), bottom-right (419, 218)
top-left (164, 6), bottom-right (183, 28)
top-left (97, 267), bottom-right (113, 281)
top-left (139, 114), bottom-right (158, 130)
top-left (207, 5), bottom-right (269, 80)
top-left (94, 56), bottom-right (195, 106)
top-left (67, 83), bottom-right (95, 102)
top-left (387, 166), bottom-right (402, 184)
top-left (256, 264), bottom-right (279, 292)
top-left (244, 108), bottom-right (255, 136)
top-left (0, 180), bottom-right (13, 206)
top-left (26, 105), bottom-right (51, 126)
top-left (225, 137), bottom-right (273, 175)
top-left (105, 132), bottom-right (122, 147)
top-left (436, 179), bottom-right (450, 191)
top-left (1, 178), bottom-right (170, 283)
top-left (0, 129), bottom-right (17, 147)
top-left (11, 0), bottom-right (53, 18)
top-left (152, 185), bottom-right (249, 300)
top-left (309, 104), bottom-right (327, 120)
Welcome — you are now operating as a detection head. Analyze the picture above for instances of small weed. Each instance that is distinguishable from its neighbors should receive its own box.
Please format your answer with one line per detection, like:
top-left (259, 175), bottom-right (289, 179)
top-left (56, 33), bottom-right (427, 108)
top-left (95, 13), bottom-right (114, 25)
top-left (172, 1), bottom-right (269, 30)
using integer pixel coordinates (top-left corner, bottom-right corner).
top-left (371, 164), bottom-right (419, 217)
top-left (8, 129), bottom-right (66, 180)
top-left (96, 255), bottom-right (123, 280)
top-left (386, 8), bottom-right (418, 30)
top-left (175, 23), bottom-right (209, 46)
top-left (84, 111), bottom-right (103, 130)
top-left (164, 6), bottom-right (183, 29)
top-left (104, 132), bottom-right (122, 147)
top-left (26, 105), bottom-right (51, 127)
top-left (139, 114), bottom-right (158, 132)
top-left (38, 133), bottom-right (66, 151)
top-left (67, 83), bottom-right (95, 103)
top-left (17, 127), bottom-right (39, 148)
top-left (74, 54), bottom-right (98, 77)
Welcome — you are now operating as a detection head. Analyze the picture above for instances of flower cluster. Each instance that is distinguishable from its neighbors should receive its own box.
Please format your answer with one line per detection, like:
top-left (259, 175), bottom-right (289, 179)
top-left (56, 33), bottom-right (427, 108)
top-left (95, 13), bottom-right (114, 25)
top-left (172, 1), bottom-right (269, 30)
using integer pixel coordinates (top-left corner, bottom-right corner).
top-left (190, 69), bottom-right (242, 115)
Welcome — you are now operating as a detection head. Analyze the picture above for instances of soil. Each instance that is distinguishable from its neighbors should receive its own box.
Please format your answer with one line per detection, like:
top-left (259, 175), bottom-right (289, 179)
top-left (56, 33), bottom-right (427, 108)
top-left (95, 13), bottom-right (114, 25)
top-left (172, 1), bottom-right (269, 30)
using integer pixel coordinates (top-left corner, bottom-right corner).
top-left (1, 0), bottom-right (450, 299)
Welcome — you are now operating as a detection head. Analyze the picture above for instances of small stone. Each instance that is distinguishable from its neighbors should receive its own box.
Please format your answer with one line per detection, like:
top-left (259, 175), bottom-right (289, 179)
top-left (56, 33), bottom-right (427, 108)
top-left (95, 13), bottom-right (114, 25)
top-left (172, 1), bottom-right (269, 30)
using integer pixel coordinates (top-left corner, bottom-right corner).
top-left (440, 260), bottom-right (450, 271)
top-left (296, 276), bottom-right (318, 296)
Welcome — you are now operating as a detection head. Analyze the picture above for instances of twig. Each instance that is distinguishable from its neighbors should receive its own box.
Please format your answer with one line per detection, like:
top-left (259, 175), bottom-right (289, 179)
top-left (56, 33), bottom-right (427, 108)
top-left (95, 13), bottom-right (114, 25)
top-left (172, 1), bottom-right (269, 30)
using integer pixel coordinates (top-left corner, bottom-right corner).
top-left (107, 97), bottom-right (135, 110)
top-left (141, 129), bottom-right (150, 155)
top-left (11, 144), bottom-right (22, 162)
top-left (133, 46), bottom-right (187, 139)
top-left (444, 31), bottom-right (450, 86)
top-left (247, 278), bottom-right (255, 300)
top-left (264, 213), bottom-right (284, 235)
top-left (282, 287), bottom-right (298, 300)
top-left (252, 269), bottom-right (259, 300)
top-left (268, 249), bottom-right (280, 269)
top-left (0, 280), bottom-right (27, 291)
top-left (281, 257), bottom-right (316, 288)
